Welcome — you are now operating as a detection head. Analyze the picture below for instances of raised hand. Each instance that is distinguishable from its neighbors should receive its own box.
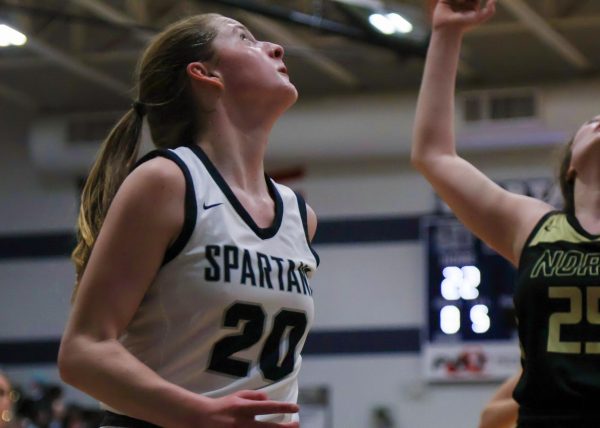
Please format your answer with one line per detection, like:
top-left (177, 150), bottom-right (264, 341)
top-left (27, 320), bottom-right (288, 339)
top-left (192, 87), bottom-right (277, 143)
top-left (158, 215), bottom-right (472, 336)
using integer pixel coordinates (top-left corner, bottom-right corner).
top-left (431, 0), bottom-right (496, 33)
top-left (192, 390), bottom-right (300, 428)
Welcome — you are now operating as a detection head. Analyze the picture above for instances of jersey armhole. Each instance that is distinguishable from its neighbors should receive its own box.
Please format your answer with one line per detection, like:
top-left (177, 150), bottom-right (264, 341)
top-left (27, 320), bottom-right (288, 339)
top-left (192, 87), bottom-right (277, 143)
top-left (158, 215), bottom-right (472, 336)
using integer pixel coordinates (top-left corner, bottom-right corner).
top-left (294, 191), bottom-right (320, 267)
top-left (517, 210), bottom-right (560, 269)
top-left (134, 149), bottom-right (197, 266)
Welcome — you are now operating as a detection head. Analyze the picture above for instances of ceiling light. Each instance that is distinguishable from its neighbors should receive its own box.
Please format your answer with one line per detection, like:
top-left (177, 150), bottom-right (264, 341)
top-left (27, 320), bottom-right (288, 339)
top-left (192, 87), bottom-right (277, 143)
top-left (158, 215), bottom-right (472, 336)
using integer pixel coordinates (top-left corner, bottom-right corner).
top-left (0, 24), bottom-right (27, 47)
top-left (368, 13), bottom-right (396, 35)
top-left (387, 13), bottom-right (413, 34)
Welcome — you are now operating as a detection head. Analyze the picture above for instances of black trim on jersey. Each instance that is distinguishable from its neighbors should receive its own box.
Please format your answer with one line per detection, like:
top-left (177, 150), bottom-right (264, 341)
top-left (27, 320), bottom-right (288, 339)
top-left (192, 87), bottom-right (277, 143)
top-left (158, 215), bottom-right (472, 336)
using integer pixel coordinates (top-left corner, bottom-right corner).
top-left (566, 212), bottom-right (600, 240)
top-left (295, 191), bottom-right (320, 267)
top-left (100, 411), bottom-right (160, 428)
top-left (517, 210), bottom-right (559, 269)
top-left (186, 143), bottom-right (283, 240)
top-left (134, 149), bottom-right (197, 265)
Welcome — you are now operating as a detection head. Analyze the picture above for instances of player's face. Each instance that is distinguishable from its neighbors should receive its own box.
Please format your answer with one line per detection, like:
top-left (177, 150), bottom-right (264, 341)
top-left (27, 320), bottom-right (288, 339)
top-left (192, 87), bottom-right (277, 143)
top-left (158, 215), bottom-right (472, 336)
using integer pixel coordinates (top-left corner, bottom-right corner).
top-left (209, 17), bottom-right (297, 110)
top-left (570, 115), bottom-right (600, 176)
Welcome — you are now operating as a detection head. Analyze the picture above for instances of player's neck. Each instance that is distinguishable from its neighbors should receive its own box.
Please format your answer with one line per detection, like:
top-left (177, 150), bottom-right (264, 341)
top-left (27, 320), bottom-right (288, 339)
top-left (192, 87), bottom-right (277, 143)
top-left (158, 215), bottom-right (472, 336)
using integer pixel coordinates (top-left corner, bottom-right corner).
top-left (573, 180), bottom-right (600, 233)
top-left (197, 126), bottom-right (269, 197)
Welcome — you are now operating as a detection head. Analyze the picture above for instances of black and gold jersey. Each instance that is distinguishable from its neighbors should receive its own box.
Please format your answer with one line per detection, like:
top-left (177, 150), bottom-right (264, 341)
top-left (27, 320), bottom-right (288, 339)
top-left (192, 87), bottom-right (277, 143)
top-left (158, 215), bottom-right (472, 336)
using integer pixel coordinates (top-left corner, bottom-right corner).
top-left (514, 211), bottom-right (600, 426)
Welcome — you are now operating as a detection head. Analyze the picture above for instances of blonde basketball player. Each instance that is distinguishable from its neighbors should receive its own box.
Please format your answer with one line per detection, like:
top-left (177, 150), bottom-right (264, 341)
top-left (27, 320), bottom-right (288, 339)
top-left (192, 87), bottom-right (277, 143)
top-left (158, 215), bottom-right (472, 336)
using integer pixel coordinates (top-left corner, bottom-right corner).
top-left (59, 14), bottom-right (319, 428)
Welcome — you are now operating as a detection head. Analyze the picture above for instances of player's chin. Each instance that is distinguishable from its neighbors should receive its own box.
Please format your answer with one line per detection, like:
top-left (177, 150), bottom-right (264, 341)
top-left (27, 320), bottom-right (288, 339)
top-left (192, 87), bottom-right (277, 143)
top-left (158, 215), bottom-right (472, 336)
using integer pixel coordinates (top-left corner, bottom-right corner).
top-left (286, 84), bottom-right (299, 105)
top-left (277, 83), bottom-right (299, 109)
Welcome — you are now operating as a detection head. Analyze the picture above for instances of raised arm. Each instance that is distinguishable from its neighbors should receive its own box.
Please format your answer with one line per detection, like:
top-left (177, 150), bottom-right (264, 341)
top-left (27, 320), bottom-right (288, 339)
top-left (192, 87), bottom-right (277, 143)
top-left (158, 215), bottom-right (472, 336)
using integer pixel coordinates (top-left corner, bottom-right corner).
top-left (411, 0), bottom-right (551, 265)
top-left (58, 158), bottom-right (299, 428)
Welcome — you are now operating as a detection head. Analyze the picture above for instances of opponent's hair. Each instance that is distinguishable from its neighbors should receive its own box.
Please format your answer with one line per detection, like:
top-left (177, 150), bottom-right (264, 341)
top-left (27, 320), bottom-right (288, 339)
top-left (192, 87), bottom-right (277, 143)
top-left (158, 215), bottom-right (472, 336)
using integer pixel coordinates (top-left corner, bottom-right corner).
top-left (558, 137), bottom-right (575, 215)
top-left (71, 14), bottom-right (220, 300)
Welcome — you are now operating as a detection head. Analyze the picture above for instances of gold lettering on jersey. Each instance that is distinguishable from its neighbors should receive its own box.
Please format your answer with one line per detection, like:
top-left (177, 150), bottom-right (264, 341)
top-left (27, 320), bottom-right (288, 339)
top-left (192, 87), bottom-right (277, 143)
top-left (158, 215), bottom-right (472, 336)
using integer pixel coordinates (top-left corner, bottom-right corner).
top-left (547, 287), bottom-right (582, 354)
top-left (531, 250), bottom-right (600, 278)
top-left (586, 287), bottom-right (600, 354)
top-left (547, 286), bottom-right (600, 354)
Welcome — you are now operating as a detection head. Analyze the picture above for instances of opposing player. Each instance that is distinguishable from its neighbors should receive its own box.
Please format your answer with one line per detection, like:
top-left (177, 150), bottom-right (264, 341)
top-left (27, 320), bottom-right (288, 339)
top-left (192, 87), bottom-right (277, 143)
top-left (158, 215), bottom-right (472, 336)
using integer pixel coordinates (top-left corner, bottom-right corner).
top-left (58, 13), bottom-right (319, 428)
top-left (413, 0), bottom-right (600, 426)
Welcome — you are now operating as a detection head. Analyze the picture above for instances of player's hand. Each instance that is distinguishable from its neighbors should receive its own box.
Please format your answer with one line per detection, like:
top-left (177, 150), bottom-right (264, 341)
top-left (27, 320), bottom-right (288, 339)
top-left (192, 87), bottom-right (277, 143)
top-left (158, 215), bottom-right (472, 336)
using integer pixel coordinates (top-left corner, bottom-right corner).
top-left (431, 0), bottom-right (496, 33)
top-left (191, 390), bottom-right (300, 428)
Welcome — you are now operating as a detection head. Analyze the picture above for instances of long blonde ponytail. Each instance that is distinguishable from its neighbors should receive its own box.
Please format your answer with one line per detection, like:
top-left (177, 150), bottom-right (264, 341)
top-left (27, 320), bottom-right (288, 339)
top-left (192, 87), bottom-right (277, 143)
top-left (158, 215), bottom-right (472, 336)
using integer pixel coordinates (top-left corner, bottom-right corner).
top-left (70, 14), bottom-right (220, 301)
top-left (71, 109), bottom-right (143, 298)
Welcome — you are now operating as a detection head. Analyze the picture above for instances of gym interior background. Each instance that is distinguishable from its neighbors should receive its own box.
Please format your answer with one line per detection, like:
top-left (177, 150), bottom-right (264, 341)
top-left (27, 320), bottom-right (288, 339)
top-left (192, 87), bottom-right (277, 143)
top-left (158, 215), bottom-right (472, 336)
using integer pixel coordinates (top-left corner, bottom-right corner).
top-left (2, 0), bottom-right (600, 427)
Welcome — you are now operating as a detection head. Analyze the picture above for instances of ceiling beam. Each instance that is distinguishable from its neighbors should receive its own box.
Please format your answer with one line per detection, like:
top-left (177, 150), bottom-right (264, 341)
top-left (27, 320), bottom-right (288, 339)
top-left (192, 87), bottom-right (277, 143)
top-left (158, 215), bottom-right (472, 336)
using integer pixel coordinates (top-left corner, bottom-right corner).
top-left (0, 49), bottom-right (139, 70)
top-left (70, 0), bottom-right (154, 42)
top-left (26, 34), bottom-right (130, 95)
top-left (208, 0), bottom-right (427, 57)
top-left (471, 14), bottom-right (600, 36)
top-left (0, 18), bottom-right (130, 96)
top-left (500, 0), bottom-right (590, 70)
top-left (238, 12), bottom-right (360, 88)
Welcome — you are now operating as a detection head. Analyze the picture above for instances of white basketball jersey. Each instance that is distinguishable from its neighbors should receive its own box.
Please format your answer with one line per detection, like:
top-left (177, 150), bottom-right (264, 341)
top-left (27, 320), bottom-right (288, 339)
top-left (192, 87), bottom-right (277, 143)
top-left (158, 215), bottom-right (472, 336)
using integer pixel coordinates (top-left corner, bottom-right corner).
top-left (107, 144), bottom-right (319, 423)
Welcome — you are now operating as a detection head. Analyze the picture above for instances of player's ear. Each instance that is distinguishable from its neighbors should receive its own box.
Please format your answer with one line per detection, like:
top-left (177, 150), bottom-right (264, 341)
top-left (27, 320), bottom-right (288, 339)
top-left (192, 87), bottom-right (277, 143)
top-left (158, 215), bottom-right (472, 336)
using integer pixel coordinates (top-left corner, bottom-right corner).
top-left (187, 62), bottom-right (224, 91)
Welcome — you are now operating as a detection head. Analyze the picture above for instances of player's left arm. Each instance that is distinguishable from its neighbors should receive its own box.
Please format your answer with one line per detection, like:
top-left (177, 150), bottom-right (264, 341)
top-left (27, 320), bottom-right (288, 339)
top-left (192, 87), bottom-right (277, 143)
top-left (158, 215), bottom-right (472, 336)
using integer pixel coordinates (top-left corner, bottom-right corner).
top-left (306, 204), bottom-right (317, 242)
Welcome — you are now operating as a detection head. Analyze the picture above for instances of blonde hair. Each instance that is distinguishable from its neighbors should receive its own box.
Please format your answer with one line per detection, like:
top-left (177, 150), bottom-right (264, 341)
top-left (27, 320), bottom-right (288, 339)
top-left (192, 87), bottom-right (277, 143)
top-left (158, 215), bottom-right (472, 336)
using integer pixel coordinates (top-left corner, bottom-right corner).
top-left (72, 14), bottom-right (221, 300)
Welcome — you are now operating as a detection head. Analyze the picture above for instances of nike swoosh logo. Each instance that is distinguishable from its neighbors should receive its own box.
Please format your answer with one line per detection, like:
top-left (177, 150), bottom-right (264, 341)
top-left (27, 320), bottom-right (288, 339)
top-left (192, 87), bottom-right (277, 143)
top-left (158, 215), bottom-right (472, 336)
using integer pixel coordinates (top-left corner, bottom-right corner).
top-left (203, 202), bottom-right (223, 210)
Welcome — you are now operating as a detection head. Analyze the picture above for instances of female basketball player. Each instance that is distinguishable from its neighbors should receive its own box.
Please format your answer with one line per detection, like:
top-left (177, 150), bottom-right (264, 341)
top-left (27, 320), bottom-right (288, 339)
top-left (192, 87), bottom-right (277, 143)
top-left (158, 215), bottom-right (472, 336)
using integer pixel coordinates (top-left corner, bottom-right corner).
top-left (413, 0), bottom-right (600, 426)
top-left (58, 13), bottom-right (319, 428)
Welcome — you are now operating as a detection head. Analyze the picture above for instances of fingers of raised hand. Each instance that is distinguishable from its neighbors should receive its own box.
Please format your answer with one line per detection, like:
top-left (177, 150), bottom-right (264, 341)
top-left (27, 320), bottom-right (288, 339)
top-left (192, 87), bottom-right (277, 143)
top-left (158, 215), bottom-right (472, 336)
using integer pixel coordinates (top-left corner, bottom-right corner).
top-left (439, 0), bottom-right (496, 27)
top-left (442, 0), bottom-right (479, 13)
top-left (479, 0), bottom-right (496, 21)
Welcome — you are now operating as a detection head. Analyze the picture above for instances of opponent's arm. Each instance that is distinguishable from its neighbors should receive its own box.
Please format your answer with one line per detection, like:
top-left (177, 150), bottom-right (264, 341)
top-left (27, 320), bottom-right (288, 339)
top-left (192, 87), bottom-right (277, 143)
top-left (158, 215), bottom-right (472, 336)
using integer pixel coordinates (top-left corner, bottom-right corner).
top-left (59, 157), bottom-right (299, 428)
top-left (479, 372), bottom-right (520, 428)
top-left (411, 0), bottom-right (552, 265)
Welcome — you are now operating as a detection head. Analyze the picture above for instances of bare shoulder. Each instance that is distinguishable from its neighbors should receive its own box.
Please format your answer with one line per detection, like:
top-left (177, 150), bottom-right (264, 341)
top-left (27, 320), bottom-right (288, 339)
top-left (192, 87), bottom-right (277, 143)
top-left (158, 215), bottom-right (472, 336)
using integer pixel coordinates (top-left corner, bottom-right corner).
top-left (306, 203), bottom-right (318, 242)
top-left (65, 155), bottom-right (188, 342)
top-left (511, 195), bottom-right (555, 260)
top-left (127, 156), bottom-right (185, 193)
top-left (109, 155), bottom-right (186, 244)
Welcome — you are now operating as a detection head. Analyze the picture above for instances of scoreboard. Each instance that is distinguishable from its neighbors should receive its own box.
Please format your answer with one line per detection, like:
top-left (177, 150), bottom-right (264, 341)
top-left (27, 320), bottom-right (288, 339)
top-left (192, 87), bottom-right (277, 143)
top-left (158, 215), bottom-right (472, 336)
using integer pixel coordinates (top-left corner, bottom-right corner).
top-left (422, 215), bottom-right (520, 382)
top-left (424, 216), bottom-right (517, 343)
top-left (422, 177), bottom-right (560, 382)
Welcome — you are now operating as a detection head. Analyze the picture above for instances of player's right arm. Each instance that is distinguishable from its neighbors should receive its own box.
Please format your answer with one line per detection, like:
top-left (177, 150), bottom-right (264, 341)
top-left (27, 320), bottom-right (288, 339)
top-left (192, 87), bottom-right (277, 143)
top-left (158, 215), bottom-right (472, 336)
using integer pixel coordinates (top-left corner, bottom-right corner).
top-left (58, 157), bottom-right (299, 428)
top-left (411, 0), bottom-right (552, 266)
top-left (478, 372), bottom-right (520, 428)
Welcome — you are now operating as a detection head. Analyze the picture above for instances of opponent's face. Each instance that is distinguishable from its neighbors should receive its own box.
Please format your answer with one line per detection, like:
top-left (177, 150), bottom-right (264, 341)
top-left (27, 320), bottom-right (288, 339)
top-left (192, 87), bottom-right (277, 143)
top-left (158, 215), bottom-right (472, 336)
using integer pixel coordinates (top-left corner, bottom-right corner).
top-left (570, 115), bottom-right (600, 177)
top-left (209, 18), bottom-right (298, 109)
